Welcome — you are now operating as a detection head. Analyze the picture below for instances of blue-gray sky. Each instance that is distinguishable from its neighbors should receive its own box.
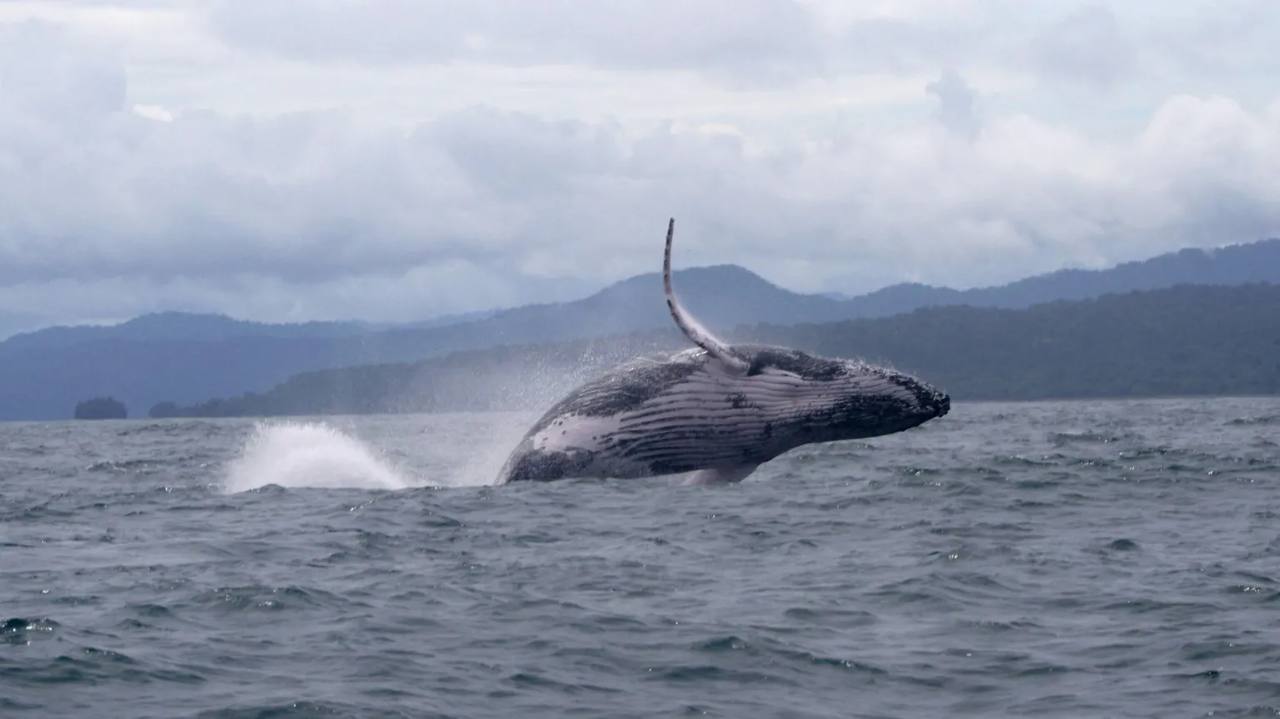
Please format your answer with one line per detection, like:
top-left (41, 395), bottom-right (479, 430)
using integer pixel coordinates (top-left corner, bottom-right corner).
top-left (1, 0), bottom-right (1278, 337)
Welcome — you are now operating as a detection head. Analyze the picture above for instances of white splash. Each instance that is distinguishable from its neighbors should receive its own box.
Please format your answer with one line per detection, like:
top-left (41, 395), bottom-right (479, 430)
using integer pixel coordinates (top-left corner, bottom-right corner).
top-left (223, 421), bottom-right (409, 493)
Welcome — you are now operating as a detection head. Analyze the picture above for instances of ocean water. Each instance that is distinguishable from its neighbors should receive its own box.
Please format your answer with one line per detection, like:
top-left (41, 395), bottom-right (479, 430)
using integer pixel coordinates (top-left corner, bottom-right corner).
top-left (2, 398), bottom-right (1279, 718)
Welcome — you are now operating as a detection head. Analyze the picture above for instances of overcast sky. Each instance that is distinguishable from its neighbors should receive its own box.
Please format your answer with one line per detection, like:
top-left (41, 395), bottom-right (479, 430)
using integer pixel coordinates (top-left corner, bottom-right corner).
top-left (2, 0), bottom-right (1279, 337)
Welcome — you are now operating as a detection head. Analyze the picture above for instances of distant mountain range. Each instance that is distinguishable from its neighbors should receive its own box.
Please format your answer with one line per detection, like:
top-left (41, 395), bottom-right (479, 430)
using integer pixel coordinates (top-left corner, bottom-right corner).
top-left (0, 312), bottom-right (378, 354)
top-left (849, 239), bottom-right (1280, 311)
top-left (159, 282), bottom-right (1280, 417)
top-left (2, 237), bottom-right (1278, 420)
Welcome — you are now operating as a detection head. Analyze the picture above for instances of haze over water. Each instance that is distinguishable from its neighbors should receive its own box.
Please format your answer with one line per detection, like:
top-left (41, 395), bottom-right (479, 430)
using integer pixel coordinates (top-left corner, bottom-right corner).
top-left (3, 398), bottom-right (1279, 717)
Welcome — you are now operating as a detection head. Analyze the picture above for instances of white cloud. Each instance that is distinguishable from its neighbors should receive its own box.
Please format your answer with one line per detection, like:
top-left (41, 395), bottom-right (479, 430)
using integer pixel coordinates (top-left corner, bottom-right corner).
top-left (1, 3), bottom-right (1280, 338)
top-left (926, 70), bottom-right (980, 138)
top-left (1031, 5), bottom-right (1134, 88)
top-left (132, 103), bottom-right (174, 122)
top-left (0, 19), bottom-right (125, 121)
top-left (209, 0), bottom-right (824, 85)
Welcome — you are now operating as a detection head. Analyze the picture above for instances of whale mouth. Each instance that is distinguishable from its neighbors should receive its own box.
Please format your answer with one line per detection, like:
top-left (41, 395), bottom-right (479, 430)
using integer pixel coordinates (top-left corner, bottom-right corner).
top-left (910, 383), bottom-right (949, 420)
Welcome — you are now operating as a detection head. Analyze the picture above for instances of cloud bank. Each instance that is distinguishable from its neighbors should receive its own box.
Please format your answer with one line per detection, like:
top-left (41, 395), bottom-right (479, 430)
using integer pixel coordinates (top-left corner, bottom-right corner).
top-left (1, 2), bottom-right (1279, 337)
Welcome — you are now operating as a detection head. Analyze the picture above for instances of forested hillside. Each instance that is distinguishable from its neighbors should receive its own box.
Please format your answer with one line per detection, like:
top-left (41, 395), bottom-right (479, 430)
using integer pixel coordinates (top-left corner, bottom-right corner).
top-left (5, 238), bottom-right (1279, 420)
top-left (156, 283), bottom-right (1280, 417)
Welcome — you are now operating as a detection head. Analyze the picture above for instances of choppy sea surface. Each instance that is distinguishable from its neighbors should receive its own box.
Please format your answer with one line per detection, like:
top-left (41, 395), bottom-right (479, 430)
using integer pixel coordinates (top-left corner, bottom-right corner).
top-left (2, 398), bottom-right (1279, 718)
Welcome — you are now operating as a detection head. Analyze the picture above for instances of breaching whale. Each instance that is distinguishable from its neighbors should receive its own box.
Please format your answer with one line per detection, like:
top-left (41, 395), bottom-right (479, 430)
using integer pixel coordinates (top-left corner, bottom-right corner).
top-left (496, 219), bottom-right (950, 484)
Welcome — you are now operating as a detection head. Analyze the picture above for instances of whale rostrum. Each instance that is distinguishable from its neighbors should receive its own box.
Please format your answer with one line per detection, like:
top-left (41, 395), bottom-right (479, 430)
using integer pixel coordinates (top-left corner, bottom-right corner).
top-left (496, 219), bottom-right (950, 484)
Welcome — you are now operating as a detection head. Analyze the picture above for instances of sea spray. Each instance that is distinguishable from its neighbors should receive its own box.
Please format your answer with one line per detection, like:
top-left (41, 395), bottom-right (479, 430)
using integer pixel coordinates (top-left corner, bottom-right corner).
top-left (419, 411), bottom-right (533, 487)
top-left (224, 421), bottom-right (409, 492)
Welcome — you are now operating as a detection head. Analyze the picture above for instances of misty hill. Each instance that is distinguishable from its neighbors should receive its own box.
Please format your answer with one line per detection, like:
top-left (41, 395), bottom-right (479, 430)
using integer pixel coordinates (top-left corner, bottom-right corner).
top-left (0, 312), bottom-right (377, 354)
top-left (3, 238), bottom-right (1279, 421)
top-left (844, 237), bottom-right (1280, 315)
top-left (442, 264), bottom-right (856, 346)
top-left (0, 265), bottom-right (862, 421)
top-left (754, 283), bottom-right (1280, 400)
top-left (426, 237), bottom-right (1280, 344)
top-left (159, 283), bottom-right (1280, 418)
top-left (0, 267), bottom-right (792, 421)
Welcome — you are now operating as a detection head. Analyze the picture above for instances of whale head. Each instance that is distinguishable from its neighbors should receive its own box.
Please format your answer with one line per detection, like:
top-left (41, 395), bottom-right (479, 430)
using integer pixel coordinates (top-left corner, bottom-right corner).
top-left (732, 345), bottom-right (949, 446)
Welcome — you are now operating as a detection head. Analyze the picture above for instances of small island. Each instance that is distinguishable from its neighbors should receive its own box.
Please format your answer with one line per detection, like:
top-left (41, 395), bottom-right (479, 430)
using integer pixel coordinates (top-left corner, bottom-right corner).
top-left (74, 397), bottom-right (128, 420)
top-left (148, 401), bottom-right (179, 419)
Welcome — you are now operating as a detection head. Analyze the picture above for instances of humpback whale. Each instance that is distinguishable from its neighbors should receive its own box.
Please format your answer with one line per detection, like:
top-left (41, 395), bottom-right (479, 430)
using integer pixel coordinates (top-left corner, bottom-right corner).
top-left (497, 219), bottom-right (950, 484)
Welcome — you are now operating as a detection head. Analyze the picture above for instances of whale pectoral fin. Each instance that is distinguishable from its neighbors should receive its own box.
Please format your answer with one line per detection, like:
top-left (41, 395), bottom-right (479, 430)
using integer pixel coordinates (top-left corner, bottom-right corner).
top-left (684, 464), bottom-right (759, 485)
top-left (663, 219), bottom-right (749, 374)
